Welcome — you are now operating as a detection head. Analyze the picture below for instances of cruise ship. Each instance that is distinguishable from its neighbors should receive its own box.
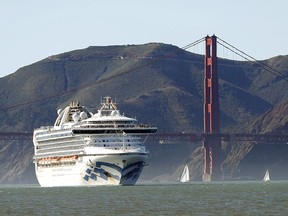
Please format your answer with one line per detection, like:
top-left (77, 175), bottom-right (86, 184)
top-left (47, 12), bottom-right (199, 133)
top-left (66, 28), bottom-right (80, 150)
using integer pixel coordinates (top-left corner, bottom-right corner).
top-left (33, 97), bottom-right (157, 187)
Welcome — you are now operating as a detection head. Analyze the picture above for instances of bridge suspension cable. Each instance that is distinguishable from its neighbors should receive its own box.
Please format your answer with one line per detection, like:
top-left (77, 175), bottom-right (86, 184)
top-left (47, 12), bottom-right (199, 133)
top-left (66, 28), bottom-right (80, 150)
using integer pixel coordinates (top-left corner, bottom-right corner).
top-left (217, 37), bottom-right (288, 82)
top-left (181, 37), bottom-right (205, 50)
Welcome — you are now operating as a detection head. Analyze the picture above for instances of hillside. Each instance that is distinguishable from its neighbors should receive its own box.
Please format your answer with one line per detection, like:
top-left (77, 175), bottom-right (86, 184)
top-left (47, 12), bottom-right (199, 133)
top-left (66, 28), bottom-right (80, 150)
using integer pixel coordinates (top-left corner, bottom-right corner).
top-left (0, 43), bottom-right (287, 183)
top-left (221, 102), bottom-right (288, 180)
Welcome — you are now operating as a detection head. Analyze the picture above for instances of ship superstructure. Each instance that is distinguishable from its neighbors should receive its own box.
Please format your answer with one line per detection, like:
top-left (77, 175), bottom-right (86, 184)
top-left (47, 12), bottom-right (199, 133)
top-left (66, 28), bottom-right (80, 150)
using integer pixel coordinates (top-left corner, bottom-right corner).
top-left (33, 97), bottom-right (157, 187)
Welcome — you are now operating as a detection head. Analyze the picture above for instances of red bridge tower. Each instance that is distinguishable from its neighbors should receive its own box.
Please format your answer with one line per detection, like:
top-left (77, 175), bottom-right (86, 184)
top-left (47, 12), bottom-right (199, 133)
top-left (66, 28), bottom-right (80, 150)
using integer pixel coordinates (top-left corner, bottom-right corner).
top-left (203, 35), bottom-right (221, 181)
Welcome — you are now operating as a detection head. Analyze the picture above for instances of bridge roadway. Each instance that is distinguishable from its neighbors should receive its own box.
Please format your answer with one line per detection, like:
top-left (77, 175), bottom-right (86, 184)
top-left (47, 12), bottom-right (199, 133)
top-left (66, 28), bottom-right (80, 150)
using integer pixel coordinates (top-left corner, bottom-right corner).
top-left (0, 132), bottom-right (288, 143)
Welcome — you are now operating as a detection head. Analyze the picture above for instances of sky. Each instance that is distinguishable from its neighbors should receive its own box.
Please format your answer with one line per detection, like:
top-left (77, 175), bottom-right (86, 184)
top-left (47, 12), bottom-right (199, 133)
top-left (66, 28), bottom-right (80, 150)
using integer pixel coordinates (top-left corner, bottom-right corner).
top-left (0, 0), bottom-right (287, 78)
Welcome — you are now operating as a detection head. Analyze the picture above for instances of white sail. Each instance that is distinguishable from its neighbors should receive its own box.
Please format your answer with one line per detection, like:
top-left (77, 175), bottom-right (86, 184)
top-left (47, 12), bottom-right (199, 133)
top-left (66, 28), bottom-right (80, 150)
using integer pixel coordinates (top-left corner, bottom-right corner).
top-left (263, 170), bottom-right (270, 182)
top-left (180, 164), bottom-right (190, 183)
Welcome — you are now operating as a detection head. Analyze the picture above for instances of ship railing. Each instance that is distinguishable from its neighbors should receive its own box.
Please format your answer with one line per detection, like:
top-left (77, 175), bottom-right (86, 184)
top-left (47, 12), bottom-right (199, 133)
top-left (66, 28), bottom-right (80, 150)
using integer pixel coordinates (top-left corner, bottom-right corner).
top-left (94, 145), bottom-right (146, 152)
top-left (77, 124), bottom-right (154, 129)
top-left (35, 128), bottom-right (73, 136)
top-left (36, 136), bottom-right (84, 146)
top-left (36, 144), bottom-right (85, 153)
top-left (36, 141), bottom-right (86, 150)
top-left (88, 142), bottom-right (143, 148)
top-left (39, 126), bottom-right (52, 130)
top-left (33, 149), bottom-right (84, 159)
top-left (36, 132), bottom-right (73, 141)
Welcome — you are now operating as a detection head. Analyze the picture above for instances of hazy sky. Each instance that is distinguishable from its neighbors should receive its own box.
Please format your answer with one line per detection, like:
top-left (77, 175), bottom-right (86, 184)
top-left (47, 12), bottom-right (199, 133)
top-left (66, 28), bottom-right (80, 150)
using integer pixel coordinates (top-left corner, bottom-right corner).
top-left (1, 0), bottom-right (287, 77)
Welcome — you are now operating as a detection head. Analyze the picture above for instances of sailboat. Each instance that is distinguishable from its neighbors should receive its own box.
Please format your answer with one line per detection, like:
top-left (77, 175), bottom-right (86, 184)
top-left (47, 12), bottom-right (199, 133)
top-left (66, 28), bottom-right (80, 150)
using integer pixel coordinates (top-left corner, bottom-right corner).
top-left (263, 170), bottom-right (270, 182)
top-left (179, 164), bottom-right (190, 183)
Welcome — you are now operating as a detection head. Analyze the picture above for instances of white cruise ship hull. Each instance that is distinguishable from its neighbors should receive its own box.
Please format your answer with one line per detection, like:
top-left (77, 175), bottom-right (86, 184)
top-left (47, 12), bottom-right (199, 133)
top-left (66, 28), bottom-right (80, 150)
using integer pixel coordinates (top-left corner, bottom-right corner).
top-left (35, 153), bottom-right (147, 187)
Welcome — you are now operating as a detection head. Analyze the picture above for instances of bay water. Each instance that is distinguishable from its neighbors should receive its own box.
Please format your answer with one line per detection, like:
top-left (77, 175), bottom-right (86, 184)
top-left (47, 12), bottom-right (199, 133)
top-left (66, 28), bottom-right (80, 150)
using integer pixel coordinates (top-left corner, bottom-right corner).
top-left (1, 181), bottom-right (287, 216)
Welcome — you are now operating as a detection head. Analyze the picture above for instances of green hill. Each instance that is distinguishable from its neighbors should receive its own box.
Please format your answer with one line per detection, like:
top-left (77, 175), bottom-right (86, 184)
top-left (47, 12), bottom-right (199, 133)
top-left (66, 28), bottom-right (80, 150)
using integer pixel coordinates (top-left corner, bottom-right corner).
top-left (0, 43), bottom-right (287, 183)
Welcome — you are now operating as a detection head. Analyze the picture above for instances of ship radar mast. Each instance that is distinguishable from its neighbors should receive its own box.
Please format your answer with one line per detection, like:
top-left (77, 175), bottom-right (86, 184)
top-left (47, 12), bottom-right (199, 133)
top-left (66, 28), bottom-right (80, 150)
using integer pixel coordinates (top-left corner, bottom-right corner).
top-left (98, 96), bottom-right (119, 116)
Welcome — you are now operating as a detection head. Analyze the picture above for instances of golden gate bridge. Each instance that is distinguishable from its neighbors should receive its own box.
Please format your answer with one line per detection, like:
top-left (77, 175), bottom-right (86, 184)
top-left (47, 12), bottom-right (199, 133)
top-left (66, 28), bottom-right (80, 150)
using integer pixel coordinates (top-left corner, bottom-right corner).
top-left (0, 35), bottom-right (288, 181)
top-left (1, 131), bottom-right (288, 143)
